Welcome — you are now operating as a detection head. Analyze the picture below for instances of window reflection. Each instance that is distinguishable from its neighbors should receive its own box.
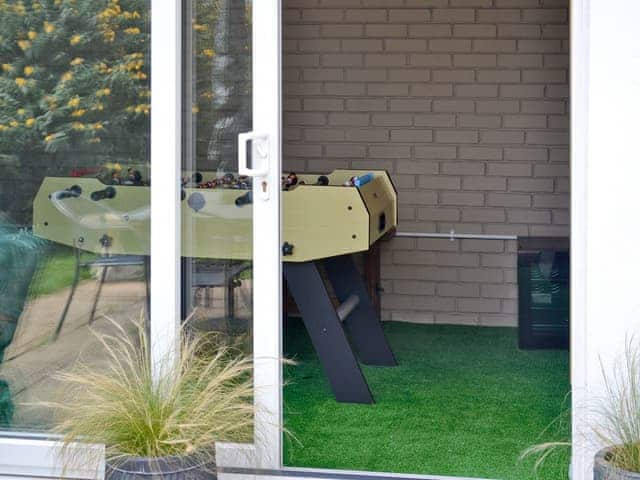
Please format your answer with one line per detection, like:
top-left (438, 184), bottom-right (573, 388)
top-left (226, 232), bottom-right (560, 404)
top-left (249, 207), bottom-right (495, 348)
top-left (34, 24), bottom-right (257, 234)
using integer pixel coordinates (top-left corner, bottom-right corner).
top-left (0, 0), bottom-right (150, 431)
top-left (181, 0), bottom-right (253, 351)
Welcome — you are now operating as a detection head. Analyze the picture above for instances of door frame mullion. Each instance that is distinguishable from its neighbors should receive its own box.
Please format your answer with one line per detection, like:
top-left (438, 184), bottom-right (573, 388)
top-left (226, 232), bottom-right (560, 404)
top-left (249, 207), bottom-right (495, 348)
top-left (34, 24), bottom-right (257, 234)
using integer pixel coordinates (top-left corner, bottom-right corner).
top-left (150, 0), bottom-right (182, 380)
top-left (250, 0), bottom-right (283, 470)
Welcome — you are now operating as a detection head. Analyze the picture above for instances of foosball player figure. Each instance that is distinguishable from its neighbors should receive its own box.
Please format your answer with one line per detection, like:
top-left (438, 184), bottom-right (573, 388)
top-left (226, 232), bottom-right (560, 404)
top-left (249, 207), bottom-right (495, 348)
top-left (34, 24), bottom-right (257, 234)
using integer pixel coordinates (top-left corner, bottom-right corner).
top-left (123, 168), bottom-right (144, 186)
top-left (222, 173), bottom-right (235, 187)
top-left (110, 170), bottom-right (121, 185)
top-left (183, 172), bottom-right (202, 188)
top-left (198, 178), bottom-right (217, 189)
top-left (237, 176), bottom-right (251, 189)
top-left (283, 172), bottom-right (298, 190)
top-left (315, 175), bottom-right (329, 186)
top-left (344, 172), bottom-right (374, 187)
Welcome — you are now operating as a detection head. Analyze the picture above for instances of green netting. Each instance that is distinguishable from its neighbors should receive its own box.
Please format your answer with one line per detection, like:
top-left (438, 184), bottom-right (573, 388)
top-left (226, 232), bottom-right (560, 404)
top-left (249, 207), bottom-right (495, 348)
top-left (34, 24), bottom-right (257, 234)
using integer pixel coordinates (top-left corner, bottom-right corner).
top-left (0, 380), bottom-right (12, 426)
top-left (0, 215), bottom-right (45, 427)
top-left (0, 219), bottom-right (44, 341)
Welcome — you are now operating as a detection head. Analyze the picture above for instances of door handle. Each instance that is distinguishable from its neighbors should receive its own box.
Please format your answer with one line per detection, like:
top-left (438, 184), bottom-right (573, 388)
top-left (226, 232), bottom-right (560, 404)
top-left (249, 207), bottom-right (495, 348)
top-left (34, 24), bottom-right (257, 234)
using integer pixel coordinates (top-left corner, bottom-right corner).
top-left (238, 132), bottom-right (269, 177)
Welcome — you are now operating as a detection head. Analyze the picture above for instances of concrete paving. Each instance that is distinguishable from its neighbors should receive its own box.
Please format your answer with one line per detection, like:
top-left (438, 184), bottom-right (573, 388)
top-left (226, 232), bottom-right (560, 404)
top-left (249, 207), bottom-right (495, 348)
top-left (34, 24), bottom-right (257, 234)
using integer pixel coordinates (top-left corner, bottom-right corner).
top-left (0, 276), bottom-right (252, 430)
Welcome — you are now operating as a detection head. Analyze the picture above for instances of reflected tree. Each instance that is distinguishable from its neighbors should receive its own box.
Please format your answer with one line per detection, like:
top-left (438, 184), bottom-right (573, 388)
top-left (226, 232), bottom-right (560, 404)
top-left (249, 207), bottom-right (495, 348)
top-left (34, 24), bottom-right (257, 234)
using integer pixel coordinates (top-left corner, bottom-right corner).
top-left (190, 0), bottom-right (251, 172)
top-left (0, 0), bottom-right (151, 157)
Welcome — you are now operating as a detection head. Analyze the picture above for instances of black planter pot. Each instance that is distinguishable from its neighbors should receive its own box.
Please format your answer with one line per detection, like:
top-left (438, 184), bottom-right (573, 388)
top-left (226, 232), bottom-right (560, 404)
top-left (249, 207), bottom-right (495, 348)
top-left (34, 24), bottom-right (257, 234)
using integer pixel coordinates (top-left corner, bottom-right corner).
top-left (594, 448), bottom-right (640, 480)
top-left (106, 453), bottom-right (216, 480)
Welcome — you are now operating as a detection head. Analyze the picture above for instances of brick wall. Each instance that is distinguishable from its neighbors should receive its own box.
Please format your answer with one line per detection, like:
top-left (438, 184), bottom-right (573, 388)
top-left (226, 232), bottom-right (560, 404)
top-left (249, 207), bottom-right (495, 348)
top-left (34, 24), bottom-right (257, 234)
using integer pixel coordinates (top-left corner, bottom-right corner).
top-left (283, 0), bottom-right (569, 327)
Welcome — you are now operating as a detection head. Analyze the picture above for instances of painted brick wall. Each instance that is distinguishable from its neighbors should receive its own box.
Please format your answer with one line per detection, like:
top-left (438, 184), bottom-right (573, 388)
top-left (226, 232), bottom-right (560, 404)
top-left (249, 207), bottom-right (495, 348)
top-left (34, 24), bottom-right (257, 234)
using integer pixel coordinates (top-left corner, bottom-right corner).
top-left (282, 0), bottom-right (570, 327)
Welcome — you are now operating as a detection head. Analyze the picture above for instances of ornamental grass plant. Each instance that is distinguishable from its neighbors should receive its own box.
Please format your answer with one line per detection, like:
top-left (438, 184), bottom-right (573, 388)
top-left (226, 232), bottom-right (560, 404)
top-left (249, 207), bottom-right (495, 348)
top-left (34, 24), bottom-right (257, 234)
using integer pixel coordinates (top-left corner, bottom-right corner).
top-left (521, 337), bottom-right (640, 476)
top-left (593, 337), bottom-right (640, 473)
top-left (38, 315), bottom-right (254, 471)
top-left (518, 399), bottom-right (571, 477)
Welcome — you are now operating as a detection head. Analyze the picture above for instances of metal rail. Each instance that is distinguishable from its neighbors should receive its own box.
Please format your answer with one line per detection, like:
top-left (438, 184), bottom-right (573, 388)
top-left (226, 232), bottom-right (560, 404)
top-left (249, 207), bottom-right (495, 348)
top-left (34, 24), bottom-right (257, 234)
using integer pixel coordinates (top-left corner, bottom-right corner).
top-left (395, 230), bottom-right (517, 241)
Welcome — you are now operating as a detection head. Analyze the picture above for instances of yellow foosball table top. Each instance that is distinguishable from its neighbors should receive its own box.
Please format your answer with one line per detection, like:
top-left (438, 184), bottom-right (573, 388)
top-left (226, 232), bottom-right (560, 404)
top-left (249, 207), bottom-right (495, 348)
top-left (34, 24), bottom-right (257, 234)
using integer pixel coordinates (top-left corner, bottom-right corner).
top-left (33, 169), bottom-right (397, 262)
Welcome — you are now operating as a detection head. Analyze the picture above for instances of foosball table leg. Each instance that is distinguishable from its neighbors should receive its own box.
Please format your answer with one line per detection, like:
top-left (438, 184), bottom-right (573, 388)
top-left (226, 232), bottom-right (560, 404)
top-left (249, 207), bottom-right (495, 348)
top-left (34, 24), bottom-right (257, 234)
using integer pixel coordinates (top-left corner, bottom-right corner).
top-left (324, 254), bottom-right (397, 367)
top-left (88, 264), bottom-right (109, 324)
top-left (180, 257), bottom-right (190, 321)
top-left (364, 243), bottom-right (382, 318)
top-left (224, 262), bottom-right (235, 325)
top-left (143, 256), bottom-right (150, 321)
top-left (54, 245), bottom-right (81, 340)
top-left (284, 261), bottom-right (374, 404)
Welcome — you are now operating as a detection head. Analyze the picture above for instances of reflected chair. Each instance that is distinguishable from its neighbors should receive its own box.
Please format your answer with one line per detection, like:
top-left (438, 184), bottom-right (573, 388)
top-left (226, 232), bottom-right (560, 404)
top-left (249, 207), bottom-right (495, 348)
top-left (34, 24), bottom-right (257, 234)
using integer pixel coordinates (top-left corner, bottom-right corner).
top-left (181, 259), bottom-right (251, 324)
top-left (54, 251), bottom-right (150, 339)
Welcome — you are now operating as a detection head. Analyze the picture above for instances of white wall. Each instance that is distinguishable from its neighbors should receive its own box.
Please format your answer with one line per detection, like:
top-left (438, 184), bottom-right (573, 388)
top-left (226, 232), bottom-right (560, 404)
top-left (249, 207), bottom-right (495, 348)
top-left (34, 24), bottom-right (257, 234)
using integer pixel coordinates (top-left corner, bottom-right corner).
top-left (572, 0), bottom-right (640, 479)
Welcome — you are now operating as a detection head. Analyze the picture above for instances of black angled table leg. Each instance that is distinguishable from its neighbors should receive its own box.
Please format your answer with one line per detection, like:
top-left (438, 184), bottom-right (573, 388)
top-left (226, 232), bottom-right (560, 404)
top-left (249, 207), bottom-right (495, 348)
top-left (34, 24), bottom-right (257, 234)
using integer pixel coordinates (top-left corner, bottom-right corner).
top-left (54, 245), bottom-right (81, 340)
top-left (180, 257), bottom-right (189, 322)
top-left (284, 261), bottom-right (374, 404)
top-left (324, 254), bottom-right (397, 366)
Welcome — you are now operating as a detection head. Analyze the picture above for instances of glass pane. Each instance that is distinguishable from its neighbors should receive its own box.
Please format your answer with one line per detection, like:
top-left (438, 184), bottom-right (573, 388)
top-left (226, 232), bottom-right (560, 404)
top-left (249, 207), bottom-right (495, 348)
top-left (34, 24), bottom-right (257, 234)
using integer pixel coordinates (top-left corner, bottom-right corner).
top-left (0, 0), bottom-right (150, 431)
top-left (279, 1), bottom-right (571, 478)
top-left (181, 0), bottom-right (253, 393)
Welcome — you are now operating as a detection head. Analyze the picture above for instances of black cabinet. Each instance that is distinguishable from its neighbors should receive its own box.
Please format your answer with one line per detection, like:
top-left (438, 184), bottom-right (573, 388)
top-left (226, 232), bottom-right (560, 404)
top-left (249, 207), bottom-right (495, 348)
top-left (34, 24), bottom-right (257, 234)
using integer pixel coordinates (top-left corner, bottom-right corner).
top-left (518, 237), bottom-right (569, 350)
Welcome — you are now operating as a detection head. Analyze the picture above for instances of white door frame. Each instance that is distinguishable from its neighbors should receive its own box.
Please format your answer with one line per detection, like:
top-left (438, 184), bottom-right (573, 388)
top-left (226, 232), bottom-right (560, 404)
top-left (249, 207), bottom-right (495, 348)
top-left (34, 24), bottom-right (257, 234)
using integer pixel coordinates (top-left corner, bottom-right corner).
top-left (569, 0), bottom-right (589, 478)
top-left (8, 0), bottom-right (639, 479)
top-left (249, 0), bottom-right (284, 471)
top-left (0, 0), bottom-right (283, 477)
top-left (234, 1), bottom-right (592, 480)
top-left (570, 1), bottom-right (640, 480)
top-left (214, 0), bottom-right (284, 471)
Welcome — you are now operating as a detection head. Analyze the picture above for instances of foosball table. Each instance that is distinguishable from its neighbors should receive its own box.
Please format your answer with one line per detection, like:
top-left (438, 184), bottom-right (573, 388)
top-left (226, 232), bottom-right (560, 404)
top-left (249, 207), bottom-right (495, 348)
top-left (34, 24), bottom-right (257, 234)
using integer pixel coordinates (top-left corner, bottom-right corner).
top-left (32, 168), bottom-right (398, 403)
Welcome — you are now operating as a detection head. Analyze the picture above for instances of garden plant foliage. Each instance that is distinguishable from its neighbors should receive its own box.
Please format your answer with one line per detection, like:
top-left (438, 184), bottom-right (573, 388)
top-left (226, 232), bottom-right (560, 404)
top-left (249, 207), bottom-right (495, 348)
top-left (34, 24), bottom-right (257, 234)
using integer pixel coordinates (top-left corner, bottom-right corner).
top-left (0, 0), bottom-right (150, 157)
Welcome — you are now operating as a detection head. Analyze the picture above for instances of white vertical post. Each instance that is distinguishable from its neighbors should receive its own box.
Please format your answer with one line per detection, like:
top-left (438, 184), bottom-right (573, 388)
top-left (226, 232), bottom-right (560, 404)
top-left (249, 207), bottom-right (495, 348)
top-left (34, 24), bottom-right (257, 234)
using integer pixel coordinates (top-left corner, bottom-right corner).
top-left (150, 0), bottom-right (182, 381)
top-left (570, 0), bottom-right (589, 478)
top-left (252, 0), bottom-right (282, 469)
top-left (572, 1), bottom-right (640, 479)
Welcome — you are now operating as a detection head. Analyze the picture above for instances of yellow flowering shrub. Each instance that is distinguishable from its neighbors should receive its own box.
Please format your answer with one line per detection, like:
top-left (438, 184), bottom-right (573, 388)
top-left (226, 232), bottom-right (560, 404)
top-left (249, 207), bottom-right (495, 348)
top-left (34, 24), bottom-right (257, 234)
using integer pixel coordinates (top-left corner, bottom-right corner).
top-left (0, 0), bottom-right (243, 164)
top-left (0, 0), bottom-right (151, 154)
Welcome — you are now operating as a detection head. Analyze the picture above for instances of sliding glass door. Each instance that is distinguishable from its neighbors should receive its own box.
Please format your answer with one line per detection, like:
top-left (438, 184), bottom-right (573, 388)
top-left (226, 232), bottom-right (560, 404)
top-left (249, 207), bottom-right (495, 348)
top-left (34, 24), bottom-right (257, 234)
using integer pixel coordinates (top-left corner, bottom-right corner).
top-left (181, 0), bottom-right (282, 469)
top-left (0, 0), bottom-right (152, 441)
top-left (0, 0), bottom-right (282, 477)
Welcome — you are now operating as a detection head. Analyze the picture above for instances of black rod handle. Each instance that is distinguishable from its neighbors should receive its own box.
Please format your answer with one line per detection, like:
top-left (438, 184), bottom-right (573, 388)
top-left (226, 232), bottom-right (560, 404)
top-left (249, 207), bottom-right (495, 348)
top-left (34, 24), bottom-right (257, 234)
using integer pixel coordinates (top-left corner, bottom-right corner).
top-left (55, 185), bottom-right (82, 200)
top-left (91, 186), bottom-right (116, 201)
top-left (235, 191), bottom-right (253, 207)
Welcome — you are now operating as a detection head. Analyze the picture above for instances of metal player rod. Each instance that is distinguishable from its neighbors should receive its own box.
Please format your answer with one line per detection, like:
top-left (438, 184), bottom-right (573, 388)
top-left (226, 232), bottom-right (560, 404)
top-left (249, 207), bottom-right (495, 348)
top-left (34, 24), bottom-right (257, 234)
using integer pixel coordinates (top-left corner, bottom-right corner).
top-left (336, 294), bottom-right (360, 322)
top-left (396, 230), bottom-right (517, 241)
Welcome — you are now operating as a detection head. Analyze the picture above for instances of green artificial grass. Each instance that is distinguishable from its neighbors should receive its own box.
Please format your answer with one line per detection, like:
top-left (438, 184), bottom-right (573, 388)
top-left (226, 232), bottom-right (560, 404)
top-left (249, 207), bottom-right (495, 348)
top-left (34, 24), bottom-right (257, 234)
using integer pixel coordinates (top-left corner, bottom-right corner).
top-left (283, 321), bottom-right (570, 480)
